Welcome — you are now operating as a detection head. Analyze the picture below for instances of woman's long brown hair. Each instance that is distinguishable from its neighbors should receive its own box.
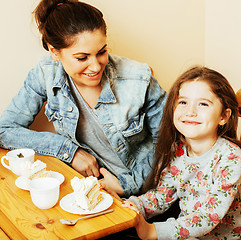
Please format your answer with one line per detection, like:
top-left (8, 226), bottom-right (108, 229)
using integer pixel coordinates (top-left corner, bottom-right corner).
top-left (143, 66), bottom-right (241, 192)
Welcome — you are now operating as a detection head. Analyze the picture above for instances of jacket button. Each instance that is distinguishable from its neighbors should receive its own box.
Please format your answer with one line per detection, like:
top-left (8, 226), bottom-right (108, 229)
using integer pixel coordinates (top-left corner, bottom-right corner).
top-left (68, 106), bottom-right (73, 112)
top-left (63, 153), bottom-right (69, 159)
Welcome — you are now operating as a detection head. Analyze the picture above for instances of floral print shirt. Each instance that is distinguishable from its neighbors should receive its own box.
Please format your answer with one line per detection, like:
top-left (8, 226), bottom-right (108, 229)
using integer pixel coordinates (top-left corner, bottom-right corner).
top-left (129, 137), bottom-right (241, 239)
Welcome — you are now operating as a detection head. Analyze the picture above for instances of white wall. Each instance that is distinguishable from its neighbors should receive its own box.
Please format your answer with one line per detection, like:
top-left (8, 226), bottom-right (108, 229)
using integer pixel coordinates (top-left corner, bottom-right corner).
top-left (0, 0), bottom-right (45, 113)
top-left (1, 0), bottom-right (240, 136)
top-left (0, 0), bottom-right (205, 114)
top-left (205, 0), bottom-right (241, 136)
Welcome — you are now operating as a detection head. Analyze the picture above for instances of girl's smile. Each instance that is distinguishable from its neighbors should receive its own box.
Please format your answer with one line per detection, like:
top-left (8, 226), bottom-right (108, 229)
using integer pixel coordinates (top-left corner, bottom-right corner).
top-left (174, 80), bottom-right (229, 145)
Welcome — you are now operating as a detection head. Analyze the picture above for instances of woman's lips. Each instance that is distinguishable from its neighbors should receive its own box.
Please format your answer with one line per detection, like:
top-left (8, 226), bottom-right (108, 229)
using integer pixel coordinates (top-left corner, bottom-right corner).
top-left (83, 71), bottom-right (101, 80)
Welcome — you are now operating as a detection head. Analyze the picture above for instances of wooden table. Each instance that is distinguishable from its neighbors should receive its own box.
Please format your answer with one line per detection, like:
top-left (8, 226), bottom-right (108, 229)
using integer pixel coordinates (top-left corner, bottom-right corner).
top-left (0, 148), bottom-right (137, 240)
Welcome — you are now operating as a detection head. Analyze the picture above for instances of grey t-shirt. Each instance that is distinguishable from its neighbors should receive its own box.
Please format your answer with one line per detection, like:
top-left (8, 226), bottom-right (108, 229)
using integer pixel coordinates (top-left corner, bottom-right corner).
top-left (68, 77), bottom-right (128, 176)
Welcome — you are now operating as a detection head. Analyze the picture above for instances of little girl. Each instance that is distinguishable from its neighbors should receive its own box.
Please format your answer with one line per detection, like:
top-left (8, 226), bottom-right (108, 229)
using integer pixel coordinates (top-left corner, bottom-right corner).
top-left (108, 66), bottom-right (241, 239)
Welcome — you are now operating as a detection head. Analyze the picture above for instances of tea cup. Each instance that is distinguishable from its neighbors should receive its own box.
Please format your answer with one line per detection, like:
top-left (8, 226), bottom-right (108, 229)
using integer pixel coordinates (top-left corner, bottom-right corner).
top-left (1, 148), bottom-right (35, 175)
top-left (29, 177), bottom-right (60, 209)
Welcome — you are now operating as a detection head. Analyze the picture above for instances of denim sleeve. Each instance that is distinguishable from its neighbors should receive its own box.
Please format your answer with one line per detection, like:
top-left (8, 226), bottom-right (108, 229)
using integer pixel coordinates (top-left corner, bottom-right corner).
top-left (118, 76), bottom-right (167, 197)
top-left (0, 64), bottom-right (78, 163)
top-left (143, 75), bottom-right (167, 143)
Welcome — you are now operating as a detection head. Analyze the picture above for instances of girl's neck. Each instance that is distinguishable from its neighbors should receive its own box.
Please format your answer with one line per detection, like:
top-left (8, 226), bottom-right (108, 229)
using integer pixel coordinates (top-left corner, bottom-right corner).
top-left (185, 137), bottom-right (218, 157)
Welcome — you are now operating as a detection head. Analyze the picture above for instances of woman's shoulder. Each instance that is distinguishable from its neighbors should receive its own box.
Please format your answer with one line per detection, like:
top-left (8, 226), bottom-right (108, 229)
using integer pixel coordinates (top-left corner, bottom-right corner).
top-left (37, 54), bottom-right (60, 68)
top-left (108, 54), bottom-right (152, 81)
top-left (31, 54), bottom-right (64, 81)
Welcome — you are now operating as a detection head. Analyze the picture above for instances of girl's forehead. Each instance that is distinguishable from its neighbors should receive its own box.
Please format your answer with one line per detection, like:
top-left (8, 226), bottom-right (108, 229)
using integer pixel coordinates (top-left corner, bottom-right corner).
top-left (178, 80), bottom-right (217, 100)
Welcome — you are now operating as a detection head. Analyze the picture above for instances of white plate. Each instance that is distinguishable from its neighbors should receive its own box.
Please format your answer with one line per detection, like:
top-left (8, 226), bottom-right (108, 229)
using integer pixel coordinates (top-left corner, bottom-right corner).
top-left (60, 192), bottom-right (113, 215)
top-left (15, 171), bottom-right (65, 191)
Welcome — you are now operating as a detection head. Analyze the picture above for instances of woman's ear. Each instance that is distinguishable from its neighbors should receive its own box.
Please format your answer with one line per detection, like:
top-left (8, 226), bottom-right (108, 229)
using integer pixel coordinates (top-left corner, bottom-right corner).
top-left (219, 108), bottom-right (232, 126)
top-left (47, 44), bottom-right (60, 62)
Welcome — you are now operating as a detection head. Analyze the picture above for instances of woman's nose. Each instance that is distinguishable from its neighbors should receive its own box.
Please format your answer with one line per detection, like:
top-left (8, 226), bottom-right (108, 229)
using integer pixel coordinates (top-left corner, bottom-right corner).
top-left (88, 57), bottom-right (101, 72)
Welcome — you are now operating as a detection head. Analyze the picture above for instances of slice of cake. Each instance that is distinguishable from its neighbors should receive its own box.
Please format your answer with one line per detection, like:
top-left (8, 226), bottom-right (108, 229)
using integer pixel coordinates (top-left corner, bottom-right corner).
top-left (71, 176), bottom-right (103, 210)
top-left (22, 160), bottom-right (49, 180)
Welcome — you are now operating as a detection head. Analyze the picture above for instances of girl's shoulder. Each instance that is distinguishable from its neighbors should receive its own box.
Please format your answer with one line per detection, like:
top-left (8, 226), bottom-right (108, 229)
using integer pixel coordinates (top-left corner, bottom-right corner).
top-left (218, 137), bottom-right (241, 152)
top-left (215, 137), bottom-right (241, 163)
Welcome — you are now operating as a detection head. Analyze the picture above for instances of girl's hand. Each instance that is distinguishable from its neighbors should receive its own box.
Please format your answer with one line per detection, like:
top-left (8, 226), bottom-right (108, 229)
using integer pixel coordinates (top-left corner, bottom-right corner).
top-left (98, 168), bottom-right (124, 196)
top-left (121, 200), bottom-right (158, 240)
top-left (71, 148), bottom-right (100, 177)
top-left (99, 181), bottom-right (122, 201)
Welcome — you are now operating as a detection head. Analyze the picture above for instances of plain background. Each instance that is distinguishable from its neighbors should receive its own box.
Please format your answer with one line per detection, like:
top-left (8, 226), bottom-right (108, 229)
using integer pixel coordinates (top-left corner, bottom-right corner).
top-left (0, 0), bottom-right (241, 135)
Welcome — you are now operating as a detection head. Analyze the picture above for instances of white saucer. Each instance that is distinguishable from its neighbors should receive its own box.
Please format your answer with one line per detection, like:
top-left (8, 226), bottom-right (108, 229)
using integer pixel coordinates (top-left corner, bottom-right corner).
top-left (15, 171), bottom-right (65, 191)
top-left (60, 192), bottom-right (113, 215)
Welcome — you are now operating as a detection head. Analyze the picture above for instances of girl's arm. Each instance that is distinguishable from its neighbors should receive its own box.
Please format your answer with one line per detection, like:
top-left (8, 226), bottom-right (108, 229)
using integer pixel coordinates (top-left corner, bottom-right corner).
top-left (122, 200), bottom-right (158, 240)
top-left (128, 147), bottom-right (241, 239)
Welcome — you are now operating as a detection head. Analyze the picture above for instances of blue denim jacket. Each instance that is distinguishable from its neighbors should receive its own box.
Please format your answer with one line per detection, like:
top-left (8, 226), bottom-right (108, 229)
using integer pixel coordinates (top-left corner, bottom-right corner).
top-left (0, 54), bottom-right (167, 197)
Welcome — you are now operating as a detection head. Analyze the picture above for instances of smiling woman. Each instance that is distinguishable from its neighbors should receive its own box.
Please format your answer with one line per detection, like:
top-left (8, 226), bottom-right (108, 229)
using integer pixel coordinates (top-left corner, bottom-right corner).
top-left (0, 0), bottom-right (167, 199)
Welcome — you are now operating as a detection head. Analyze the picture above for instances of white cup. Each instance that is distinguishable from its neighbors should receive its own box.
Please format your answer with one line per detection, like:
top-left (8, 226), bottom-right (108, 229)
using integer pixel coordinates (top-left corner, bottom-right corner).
top-left (29, 177), bottom-right (60, 209)
top-left (1, 148), bottom-right (35, 175)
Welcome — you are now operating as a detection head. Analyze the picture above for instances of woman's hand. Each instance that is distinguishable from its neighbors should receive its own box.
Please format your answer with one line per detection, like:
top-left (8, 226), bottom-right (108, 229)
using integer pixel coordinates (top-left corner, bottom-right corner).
top-left (71, 148), bottom-right (100, 177)
top-left (98, 168), bottom-right (124, 196)
top-left (122, 200), bottom-right (158, 240)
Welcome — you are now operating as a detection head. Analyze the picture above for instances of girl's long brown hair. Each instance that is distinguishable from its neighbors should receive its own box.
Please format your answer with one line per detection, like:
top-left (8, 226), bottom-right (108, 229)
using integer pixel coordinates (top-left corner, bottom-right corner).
top-left (143, 66), bottom-right (241, 191)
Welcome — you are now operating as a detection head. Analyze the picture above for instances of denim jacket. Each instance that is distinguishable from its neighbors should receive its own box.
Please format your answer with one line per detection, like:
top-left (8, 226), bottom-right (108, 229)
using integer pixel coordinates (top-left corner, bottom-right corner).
top-left (0, 54), bottom-right (167, 197)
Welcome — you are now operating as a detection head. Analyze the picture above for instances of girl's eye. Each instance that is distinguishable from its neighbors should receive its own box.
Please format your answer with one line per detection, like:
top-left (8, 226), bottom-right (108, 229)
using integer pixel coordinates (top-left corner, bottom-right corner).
top-left (199, 102), bottom-right (209, 107)
top-left (178, 100), bottom-right (187, 105)
top-left (76, 56), bottom-right (87, 62)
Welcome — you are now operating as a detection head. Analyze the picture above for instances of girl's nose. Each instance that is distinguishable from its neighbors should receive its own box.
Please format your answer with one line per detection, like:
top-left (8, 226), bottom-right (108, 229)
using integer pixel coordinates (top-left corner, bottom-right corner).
top-left (185, 105), bottom-right (197, 117)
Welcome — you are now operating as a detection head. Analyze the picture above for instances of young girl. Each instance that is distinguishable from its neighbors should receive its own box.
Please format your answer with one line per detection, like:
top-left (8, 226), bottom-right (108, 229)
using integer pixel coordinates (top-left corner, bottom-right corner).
top-left (116, 66), bottom-right (241, 239)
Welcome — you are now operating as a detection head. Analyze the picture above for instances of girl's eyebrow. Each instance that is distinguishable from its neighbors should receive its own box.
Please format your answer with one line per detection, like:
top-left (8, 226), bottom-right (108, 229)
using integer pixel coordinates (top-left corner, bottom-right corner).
top-left (73, 44), bottom-right (107, 56)
top-left (178, 95), bottom-right (214, 104)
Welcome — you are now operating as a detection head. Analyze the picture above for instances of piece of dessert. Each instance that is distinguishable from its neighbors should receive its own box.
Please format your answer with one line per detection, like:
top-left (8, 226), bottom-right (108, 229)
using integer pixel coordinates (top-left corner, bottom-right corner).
top-left (71, 176), bottom-right (103, 210)
top-left (22, 160), bottom-right (49, 180)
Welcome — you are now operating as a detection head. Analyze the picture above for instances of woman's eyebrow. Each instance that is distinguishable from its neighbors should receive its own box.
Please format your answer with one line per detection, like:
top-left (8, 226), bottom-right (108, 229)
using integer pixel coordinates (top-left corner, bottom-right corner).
top-left (73, 44), bottom-right (107, 56)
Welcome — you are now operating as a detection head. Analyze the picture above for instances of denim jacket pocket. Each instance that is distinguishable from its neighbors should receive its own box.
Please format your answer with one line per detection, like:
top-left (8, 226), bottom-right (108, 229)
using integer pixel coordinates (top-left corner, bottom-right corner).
top-left (121, 113), bottom-right (147, 143)
top-left (45, 103), bottom-right (64, 133)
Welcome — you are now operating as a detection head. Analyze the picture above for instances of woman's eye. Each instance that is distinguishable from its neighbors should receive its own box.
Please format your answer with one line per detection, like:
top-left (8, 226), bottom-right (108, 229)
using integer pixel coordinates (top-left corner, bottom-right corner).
top-left (76, 56), bottom-right (87, 61)
top-left (98, 49), bottom-right (107, 55)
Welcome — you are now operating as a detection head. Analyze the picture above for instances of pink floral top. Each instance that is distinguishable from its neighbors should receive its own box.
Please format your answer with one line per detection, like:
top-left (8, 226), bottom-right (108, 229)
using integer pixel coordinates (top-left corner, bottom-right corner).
top-left (129, 138), bottom-right (241, 239)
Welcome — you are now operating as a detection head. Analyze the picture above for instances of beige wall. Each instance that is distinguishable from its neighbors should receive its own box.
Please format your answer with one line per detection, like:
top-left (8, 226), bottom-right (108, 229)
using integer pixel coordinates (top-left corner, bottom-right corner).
top-left (0, 0), bottom-right (205, 113)
top-left (0, 1), bottom-right (240, 135)
top-left (205, 0), bottom-right (241, 136)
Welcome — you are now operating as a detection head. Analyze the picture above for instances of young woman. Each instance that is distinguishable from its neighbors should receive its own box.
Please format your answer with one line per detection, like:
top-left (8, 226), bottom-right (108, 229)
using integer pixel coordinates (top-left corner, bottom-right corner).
top-left (108, 66), bottom-right (241, 239)
top-left (0, 0), bottom-right (167, 197)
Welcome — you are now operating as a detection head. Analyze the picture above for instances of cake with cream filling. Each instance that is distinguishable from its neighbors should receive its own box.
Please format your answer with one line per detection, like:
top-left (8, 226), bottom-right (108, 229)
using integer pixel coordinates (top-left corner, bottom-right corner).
top-left (22, 160), bottom-right (49, 180)
top-left (71, 176), bottom-right (103, 210)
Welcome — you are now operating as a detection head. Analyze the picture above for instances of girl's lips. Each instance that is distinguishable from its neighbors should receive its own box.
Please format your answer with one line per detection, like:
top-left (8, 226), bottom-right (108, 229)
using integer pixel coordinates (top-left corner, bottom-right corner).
top-left (182, 120), bottom-right (201, 125)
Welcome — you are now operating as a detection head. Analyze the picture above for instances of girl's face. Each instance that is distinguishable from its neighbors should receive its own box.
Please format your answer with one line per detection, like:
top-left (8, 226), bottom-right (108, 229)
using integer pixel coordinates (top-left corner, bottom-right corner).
top-left (173, 80), bottom-right (230, 143)
top-left (50, 29), bottom-right (108, 88)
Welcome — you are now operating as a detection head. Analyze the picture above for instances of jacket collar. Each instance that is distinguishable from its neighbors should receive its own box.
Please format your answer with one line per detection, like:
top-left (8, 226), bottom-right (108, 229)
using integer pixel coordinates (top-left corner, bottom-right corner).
top-left (51, 59), bottom-right (117, 103)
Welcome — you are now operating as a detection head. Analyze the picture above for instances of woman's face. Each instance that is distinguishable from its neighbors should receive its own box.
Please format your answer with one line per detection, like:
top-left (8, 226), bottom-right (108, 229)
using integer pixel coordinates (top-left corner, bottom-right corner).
top-left (52, 29), bottom-right (108, 88)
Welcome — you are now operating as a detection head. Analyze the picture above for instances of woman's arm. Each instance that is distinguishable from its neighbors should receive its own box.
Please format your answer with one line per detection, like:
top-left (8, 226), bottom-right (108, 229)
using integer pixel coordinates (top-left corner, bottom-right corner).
top-left (0, 60), bottom-right (78, 163)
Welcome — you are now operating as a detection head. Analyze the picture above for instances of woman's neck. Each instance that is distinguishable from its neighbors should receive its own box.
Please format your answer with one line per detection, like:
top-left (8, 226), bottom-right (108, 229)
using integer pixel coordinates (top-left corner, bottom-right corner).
top-left (185, 137), bottom-right (218, 157)
top-left (76, 84), bottom-right (102, 109)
